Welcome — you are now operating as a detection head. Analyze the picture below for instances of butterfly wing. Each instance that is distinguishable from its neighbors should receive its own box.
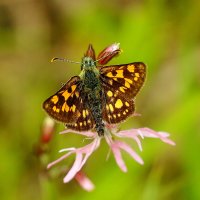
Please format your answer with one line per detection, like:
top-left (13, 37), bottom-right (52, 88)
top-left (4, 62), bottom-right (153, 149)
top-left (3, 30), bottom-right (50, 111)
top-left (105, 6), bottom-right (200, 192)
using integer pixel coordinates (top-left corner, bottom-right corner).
top-left (100, 62), bottom-right (146, 99)
top-left (66, 97), bottom-right (95, 132)
top-left (100, 62), bottom-right (146, 124)
top-left (43, 76), bottom-right (94, 131)
top-left (101, 84), bottom-right (135, 124)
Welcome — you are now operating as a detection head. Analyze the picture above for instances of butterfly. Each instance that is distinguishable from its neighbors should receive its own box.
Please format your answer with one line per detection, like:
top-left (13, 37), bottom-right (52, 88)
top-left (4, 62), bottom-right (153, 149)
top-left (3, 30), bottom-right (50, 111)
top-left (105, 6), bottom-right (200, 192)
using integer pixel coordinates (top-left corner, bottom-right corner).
top-left (43, 43), bottom-right (146, 136)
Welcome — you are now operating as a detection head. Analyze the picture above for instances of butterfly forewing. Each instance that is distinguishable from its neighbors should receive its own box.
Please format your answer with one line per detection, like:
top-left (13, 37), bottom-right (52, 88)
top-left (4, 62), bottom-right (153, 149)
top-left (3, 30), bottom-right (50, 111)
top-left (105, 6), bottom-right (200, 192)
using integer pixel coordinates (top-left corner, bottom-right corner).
top-left (43, 76), bottom-right (82, 123)
top-left (100, 62), bottom-right (146, 99)
top-left (43, 76), bottom-right (95, 131)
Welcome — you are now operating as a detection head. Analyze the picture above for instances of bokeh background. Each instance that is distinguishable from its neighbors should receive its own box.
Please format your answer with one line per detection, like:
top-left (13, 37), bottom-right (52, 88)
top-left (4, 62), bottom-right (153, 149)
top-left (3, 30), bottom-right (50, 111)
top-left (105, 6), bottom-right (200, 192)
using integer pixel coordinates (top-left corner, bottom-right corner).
top-left (0, 0), bottom-right (200, 199)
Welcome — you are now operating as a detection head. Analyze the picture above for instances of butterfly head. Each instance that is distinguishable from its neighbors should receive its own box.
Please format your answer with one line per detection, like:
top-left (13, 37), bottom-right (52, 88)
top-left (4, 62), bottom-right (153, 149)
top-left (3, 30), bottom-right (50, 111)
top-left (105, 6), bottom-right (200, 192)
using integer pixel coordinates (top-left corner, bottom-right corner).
top-left (81, 56), bottom-right (95, 71)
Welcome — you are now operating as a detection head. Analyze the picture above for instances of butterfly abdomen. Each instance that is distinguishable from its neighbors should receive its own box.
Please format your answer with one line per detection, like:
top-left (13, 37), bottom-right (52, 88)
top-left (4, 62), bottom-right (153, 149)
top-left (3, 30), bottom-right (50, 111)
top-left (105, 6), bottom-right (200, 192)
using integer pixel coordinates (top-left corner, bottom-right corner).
top-left (83, 69), bottom-right (105, 136)
top-left (86, 91), bottom-right (104, 136)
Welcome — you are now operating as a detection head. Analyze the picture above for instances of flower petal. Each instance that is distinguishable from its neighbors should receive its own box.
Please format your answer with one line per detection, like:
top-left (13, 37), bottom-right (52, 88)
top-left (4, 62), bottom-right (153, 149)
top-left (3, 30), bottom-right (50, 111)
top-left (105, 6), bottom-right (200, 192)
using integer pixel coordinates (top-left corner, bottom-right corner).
top-left (97, 43), bottom-right (121, 65)
top-left (75, 171), bottom-right (95, 192)
top-left (63, 153), bottom-right (83, 183)
top-left (157, 132), bottom-right (176, 145)
top-left (59, 148), bottom-right (76, 152)
top-left (116, 141), bottom-right (144, 165)
top-left (47, 152), bottom-right (72, 169)
top-left (115, 130), bottom-right (143, 151)
top-left (138, 128), bottom-right (176, 146)
top-left (133, 136), bottom-right (143, 151)
top-left (60, 129), bottom-right (95, 137)
top-left (78, 138), bottom-right (101, 171)
top-left (112, 145), bottom-right (127, 172)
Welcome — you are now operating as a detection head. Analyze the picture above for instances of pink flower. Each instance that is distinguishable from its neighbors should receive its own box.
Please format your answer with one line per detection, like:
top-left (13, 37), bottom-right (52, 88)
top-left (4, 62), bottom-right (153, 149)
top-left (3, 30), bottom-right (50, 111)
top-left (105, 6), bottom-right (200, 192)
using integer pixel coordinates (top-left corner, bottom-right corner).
top-left (97, 43), bottom-right (121, 65)
top-left (47, 130), bottom-right (100, 183)
top-left (47, 125), bottom-right (175, 189)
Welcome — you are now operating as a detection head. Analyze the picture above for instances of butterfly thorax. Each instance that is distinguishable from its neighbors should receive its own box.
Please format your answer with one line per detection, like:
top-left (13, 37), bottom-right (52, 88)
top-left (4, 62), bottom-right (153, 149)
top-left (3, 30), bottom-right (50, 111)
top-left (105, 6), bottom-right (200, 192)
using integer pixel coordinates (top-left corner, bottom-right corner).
top-left (80, 57), bottom-right (105, 136)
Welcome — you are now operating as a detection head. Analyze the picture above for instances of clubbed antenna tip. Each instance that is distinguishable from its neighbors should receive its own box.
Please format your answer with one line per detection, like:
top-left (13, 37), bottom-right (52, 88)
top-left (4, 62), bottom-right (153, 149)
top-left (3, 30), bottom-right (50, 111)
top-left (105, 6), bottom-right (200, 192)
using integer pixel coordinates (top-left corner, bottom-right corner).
top-left (51, 57), bottom-right (60, 62)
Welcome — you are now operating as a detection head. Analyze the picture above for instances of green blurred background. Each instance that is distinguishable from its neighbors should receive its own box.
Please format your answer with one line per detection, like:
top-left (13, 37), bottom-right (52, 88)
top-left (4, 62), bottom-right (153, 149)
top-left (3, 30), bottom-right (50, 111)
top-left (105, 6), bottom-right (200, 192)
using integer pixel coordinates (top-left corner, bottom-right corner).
top-left (0, 0), bottom-right (200, 199)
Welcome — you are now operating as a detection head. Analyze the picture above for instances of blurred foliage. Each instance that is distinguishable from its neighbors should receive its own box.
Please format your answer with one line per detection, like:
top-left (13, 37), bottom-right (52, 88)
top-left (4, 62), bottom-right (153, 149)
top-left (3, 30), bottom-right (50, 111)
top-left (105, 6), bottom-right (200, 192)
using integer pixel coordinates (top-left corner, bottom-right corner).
top-left (0, 0), bottom-right (200, 199)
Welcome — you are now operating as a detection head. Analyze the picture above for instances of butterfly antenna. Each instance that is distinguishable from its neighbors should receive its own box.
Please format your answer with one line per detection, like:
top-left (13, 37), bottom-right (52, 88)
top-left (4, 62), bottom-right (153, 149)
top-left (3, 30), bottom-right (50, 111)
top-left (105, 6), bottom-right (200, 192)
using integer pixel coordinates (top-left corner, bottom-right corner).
top-left (51, 57), bottom-right (81, 64)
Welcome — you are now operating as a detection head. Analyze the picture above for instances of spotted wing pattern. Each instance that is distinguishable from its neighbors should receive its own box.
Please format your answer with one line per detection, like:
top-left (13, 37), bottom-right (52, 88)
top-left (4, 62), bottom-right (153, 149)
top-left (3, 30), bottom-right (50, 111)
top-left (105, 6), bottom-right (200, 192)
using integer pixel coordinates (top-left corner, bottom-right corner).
top-left (101, 83), bottom-right (135, 124)
top-left (100, 62), bottom-right (146, 98)
top-left (43, 76), bottom-right (94, 131)
top-left (100, 62), bottom-right (146, 124)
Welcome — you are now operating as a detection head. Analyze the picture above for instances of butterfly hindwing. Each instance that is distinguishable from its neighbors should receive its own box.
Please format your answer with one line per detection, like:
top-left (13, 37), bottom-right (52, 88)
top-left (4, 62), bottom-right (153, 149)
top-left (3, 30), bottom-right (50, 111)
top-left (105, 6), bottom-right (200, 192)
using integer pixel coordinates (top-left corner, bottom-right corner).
top-left (66, 103), bottom-right (95, 131)
top-left (101, 83), bottom-right (135, 124)
top-left (100, 62), bottom-right (146, 99)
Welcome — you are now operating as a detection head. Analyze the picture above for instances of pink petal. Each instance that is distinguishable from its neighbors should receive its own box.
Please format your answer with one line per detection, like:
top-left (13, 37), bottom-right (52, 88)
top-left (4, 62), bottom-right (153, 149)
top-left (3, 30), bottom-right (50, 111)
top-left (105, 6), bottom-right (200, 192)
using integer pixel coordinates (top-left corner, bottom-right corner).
top-left (112, 145), bottom-right (127, 172)
top-left (108, 43), bottom-right (120, 51)
top-left (59, 148), bottom-right (76, 152)
top-left (138, 128), bottom-right (164, 138)
top-left (118, 128), bottom-right (175, 147)
top-left (116, 141), bottom-right (144, 165)
top-left (157, 132), bottom-right (176, 145)
top-left (63, 153), bottom-right (83, 183)
top-left (75, 171), bottom-right (95, 192)
top-left (47, 152), bottom-right (72, 169)
top-left (97, 43), bottom-right (121, 65)
top-left (60, 129), bottom-right (95, 137)
top-left (133, 136), bottom-right (143, 151)
top-left (138, 128), bottom-right (159, 138)
top-left (139, 128), bottom-right (176, 146)
top-left (115, 130), bottom-right (143, 151)
top-left (117, 129), bottom-right (138, 137)
top-left (78, 138), bottom-right (100, 171)
top-left (78, 138), bottom-right (100, 153)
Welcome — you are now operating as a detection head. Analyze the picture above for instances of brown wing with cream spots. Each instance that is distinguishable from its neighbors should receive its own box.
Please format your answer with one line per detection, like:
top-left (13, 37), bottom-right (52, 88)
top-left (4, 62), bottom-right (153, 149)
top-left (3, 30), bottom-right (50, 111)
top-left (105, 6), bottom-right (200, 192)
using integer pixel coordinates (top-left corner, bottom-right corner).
top-left (43, 76), bottom-right (94, 131)
top-left (66, 107), bottom-right (95, 132)
top-left (100, 62), bottom-right (146, 99)
top-left (101, 83), bottom-right (135, 124)
top-left (100, 62), bottom-right (146, 124)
